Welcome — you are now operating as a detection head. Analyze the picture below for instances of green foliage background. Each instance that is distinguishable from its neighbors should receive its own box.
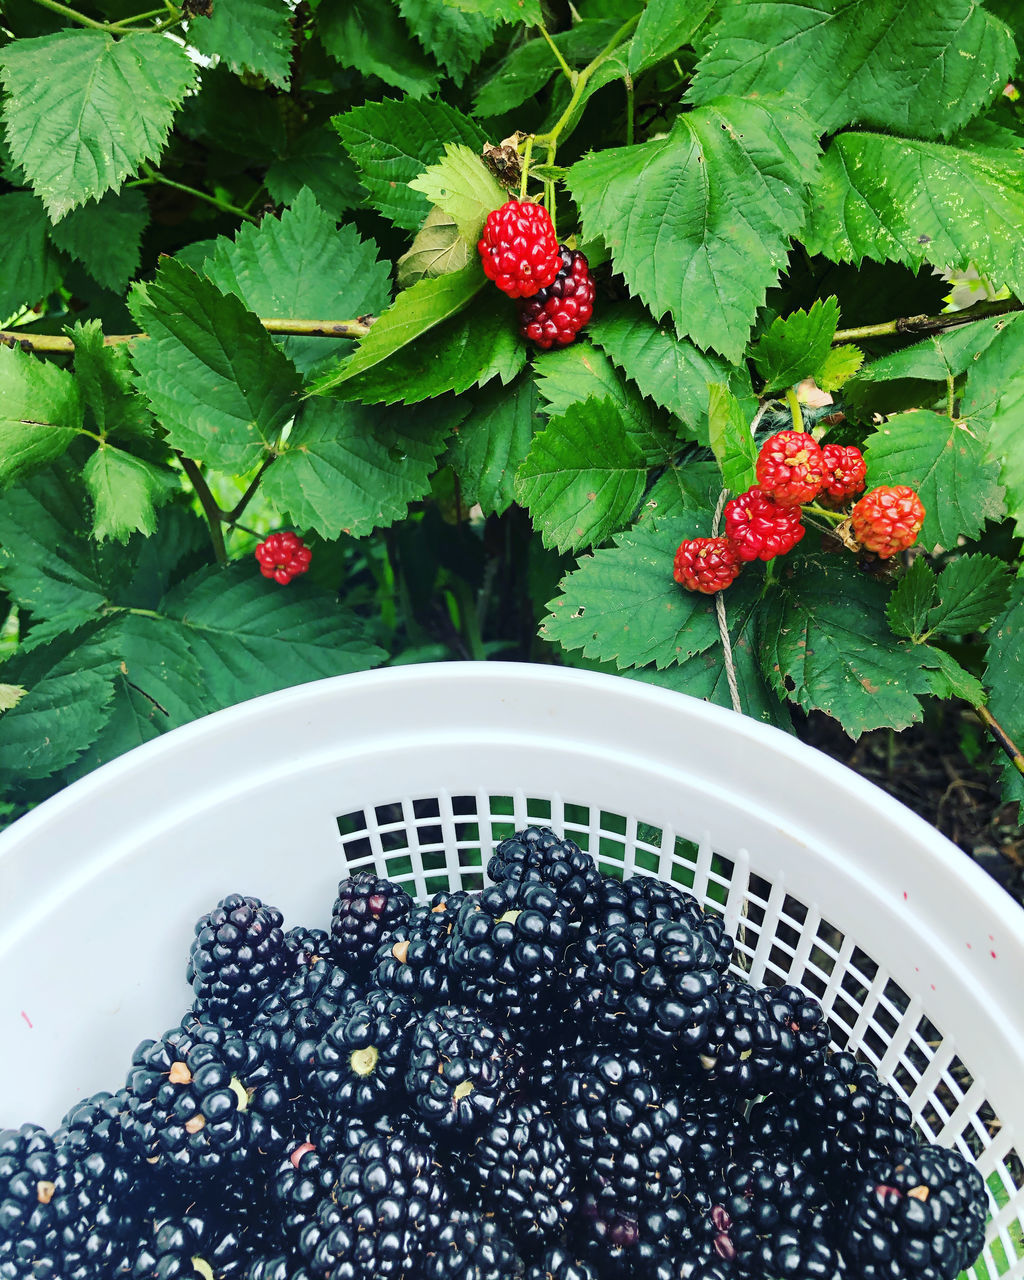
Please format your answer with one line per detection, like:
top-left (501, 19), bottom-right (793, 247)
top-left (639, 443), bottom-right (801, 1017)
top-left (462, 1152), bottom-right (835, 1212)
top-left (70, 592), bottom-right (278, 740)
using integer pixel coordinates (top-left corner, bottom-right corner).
top-left (0, 0), bottom-right (1022, 829)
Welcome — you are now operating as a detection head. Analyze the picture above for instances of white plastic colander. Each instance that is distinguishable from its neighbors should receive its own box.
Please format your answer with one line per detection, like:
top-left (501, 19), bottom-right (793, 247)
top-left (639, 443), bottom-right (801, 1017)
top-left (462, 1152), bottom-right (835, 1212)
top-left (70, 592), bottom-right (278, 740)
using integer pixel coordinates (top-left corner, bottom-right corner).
top-left (1, 662), bottom-right (1022, 1276)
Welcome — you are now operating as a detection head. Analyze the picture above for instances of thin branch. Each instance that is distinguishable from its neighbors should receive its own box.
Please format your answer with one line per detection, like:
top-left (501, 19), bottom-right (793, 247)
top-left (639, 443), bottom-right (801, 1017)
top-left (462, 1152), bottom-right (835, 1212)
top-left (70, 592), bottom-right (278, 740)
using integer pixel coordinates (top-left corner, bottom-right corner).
top-left (225, 456), bottom-right (277, 523)
top-left (30, 0), bottom-right (107, 28)
top-left (0, 315), bottom-right (374, 355)
top-left (833, 296), bottom-right (1023, 344)
top-left (178, 455), bottom-right (227, 566)
top-left (975, 705), bottom-right (1024, 780)
top-left (138, 164), bottom-right (259, 223)
top-left (537, 23), bottom-right (574, 82)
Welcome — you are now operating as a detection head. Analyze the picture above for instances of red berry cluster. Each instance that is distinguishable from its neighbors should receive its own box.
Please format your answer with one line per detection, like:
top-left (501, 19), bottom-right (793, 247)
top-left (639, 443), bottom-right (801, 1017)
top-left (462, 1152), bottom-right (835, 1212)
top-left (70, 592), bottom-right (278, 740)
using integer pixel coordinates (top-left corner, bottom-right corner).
top-left (517, 245), bottom-right (595, 349)
top-left (254, 531), bottom-right (312, 585)
top-left (674, 432), bottom-right (925, 595)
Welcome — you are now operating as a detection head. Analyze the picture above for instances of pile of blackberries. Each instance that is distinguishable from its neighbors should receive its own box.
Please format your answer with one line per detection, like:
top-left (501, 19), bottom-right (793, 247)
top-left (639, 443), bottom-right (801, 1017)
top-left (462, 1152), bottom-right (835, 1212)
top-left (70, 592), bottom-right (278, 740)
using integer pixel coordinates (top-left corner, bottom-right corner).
top-left (1, 828), bottom-right (989, 1279)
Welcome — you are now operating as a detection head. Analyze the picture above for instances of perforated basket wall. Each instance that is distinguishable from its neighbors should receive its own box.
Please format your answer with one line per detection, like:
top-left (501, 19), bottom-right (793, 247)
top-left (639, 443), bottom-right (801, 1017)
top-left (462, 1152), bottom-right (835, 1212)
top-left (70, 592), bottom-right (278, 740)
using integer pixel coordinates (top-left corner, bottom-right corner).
top-left (1, 663), bottom-right (1022, 1277)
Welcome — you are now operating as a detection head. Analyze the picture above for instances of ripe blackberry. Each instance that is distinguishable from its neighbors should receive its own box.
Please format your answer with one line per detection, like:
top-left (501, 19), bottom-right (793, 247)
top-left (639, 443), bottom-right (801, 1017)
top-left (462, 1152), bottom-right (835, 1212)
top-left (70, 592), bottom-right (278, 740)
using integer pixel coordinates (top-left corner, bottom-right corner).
top-left (760, 983), bottom-right (829, 1090)
top-left (285, 927), bottom-right (332, 969)
top-left (133, 1202), bottom-right (264, 1280)
top-left (253, 958), bottom-right (362, 1095)
top-left (186, 893), bottom-right (289, 1027)
top-left (254, 531), bottom-right (312, 584)
top-left (588, 879), bottom-right (734, 974)
top-left (674, 1086), bottom-right (747, 1182)
top-left (820, 442), bottom-right (866, 501)
top-left (313, 988), bottom-right (418, 1114)
top-left (477, 200), bottom-right (561, 299)
top-left (754, 431), bottom-right (826, 507)
top-left (574, 1196), bottom-right (690, 1277)
top-left (723, 485), bottom-right (805, 561)
top-left (423, 1211), bottom-right (523, 1280)
top-left (841, 1143), bottom-right (986, 1280)
top-left (673, 537), bottom-right (742, 593)
top-left (244, 1256), bottom-right (312, 1280)
top-left (570, 920), bottom-right (723, 1051)
top-left (516, 246), bottom-right (595, 349)
top-left (330, 872), bottom-right (412, 974)
top-left (851, 485), bottom-right (926, 558)
top-left (459, 1101), bottom-right (575, 1255)
top-left (450, 880), bottom-right (572, 1030)
top-left (487, 827), bottom-right (601, 922)
top-left (694, 980), bottom-right (783, 1097)
top-left (405, 1005), bottom-right (520, 1133)
top-left (0, 1124), bottom-right (62, 1280)
top-left (524, 1249), bottom-right (599, 1280)
top-left (371, 890), bottom-right (469, 1002)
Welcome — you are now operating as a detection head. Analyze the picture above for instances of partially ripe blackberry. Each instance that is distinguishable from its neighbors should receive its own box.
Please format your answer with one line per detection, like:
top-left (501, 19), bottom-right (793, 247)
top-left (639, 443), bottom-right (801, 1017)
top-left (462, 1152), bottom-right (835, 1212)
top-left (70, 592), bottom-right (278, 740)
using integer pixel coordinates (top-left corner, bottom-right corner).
top-left (760, 983), bottom-right (829, 1090)
top-left (524, 1248), bottom-right (599, 1280)
top-left (330, 872), bottom-right (412, 974)
top-left (313, 988), bottom-right (418, 1114)
top-left (186, 893), bottom-right (289, 1027)
top-left (423, 1211), bottom-right (523, 1280)
top-left (371, 890), bottom-right (469, 1002)
top-left (694, 980), bottom-right (783, 1097)
top-left (516, 246), bottom-right (595, 349)
top-left (477, 199), bottom-right (561, 299)
top-left (252, 958), bottom-right (362, 1094)
top-left (0, 1124), bottom-right (62, 1280)
top-left (673, 537), bottom-right (742, 594)
top-left (487, 826), bottom-right (601, 921)
top-left (406, 1005), bottom-right (521, 1133)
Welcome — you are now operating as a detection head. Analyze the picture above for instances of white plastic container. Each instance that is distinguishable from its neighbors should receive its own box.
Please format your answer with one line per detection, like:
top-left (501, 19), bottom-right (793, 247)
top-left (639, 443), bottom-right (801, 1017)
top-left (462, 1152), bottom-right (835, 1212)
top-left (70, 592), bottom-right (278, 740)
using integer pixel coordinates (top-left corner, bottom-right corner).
top-left (1, 663), bottom-right (1022, 1276)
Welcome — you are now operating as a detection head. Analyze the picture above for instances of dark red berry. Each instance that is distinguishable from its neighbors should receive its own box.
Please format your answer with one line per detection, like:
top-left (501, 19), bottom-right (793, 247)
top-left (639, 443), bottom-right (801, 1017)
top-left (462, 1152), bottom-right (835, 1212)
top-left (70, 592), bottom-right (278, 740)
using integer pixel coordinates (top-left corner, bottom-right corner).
top-left (478, 200), bottom-right (561, 299)
top-left (851, 485), bottom-right (926, 558)
top-left (820, 443), bottom-right (867, 501)
top-left (254, 531), bottom-right (312, 584)
top-left (517, 245), bottom-right (595, 349)
top-left (755, 431), bottom-right (826, 507)
top-left (723, 486), bottom-right (805, 561)
top-left (673, 538), bottom-right (742, 594)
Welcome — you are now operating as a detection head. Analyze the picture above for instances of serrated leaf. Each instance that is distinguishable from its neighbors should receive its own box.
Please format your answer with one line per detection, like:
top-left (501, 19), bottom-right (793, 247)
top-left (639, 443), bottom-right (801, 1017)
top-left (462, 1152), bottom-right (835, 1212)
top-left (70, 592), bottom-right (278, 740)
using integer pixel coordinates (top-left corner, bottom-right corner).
top-left (926, 555), bottom-right (1013, 636)
top-left (688, 0), bottom-right (1016, 141)
top-left (629, 0), bottom-right (714, 75)
top-left (0, 191), bottom-right (62, 319)
top-left (473, 35), bottom-right (562, 117)
top-left (566, 96), bottom-right (819, 362)
top-left (857, 313), bottom-right (1021, 385)
top-left (83, 445), bottom-right (177, 543)
top-left (515, 398), bottom-right (648, 553)
top-left (188, 0), bottom-right (293, 89)
top-left (311, 266), bottom-right (483, 396)
top-left (159, 562), bottom-right (386, 707)
top-left (408, 143), bottom-right (508, 242)
top-left (863, 409), bottom-right (1005, 550)
top-left (443, 0), bottom-right (541, 23)
top-left (817, 344), bottom-right (864, 392)
top-left (0, 344), bottom-right (83, 488)
top-left (0, 30), bottom-right (196, 221)
top-left (69, 321), bottom-right (153, 440)
top-left (751, 297), bottom-right (840, 394)
top-left (886, 557), bottom-right (937, 640)
top-left (962, 314), bottom-right (1024, 539)
top-left (264, 126), bottom-right (365, 220)
top-left (128, 258), bottom-right (302, 474)
top-left (448, 376), bottom-right (537, 516)
top-left (198, 188), bottom-right (392, 376)
top-left (806, 132), bottom-right (1024, 300)
top-left (47, 188), bottom-right (148, 294)
top-left (985, 581), bottom-right (1024, 803)
top-left (636, 460), bottom-right (723, 526)
top-left (319, 0), bottom-right (441, 98)
top-left (333, 290), bottom-right (525, 406)
top-left (397, 207), bottom-right (470, 287)
top-left (335, 97), bottom-right (487, 232)
top-left (920, 645), bottom-right (987, 706)
top-left (708, 383), bottom-right (757, 494)
top-left (761, 554), bottom-right (931, 736)
top-left (398, 0), bottom-right (498, 84)
top-left (0, 684), bottom-right (27, 713)
top-left (588, 300), bottom-right (749, 439)
top-left (262, 395), bottom-right (466, 539)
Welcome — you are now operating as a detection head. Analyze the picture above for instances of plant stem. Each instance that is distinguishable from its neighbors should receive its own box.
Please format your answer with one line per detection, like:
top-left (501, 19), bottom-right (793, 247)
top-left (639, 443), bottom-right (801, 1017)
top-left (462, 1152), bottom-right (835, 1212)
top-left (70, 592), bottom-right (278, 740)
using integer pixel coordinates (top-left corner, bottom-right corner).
top-left (518, 134), bottom-right (534, 201)
top-left (225, 456), bottom-right (276, 523)
top-left (802, 502), bottom-right (847, 523)
top-left (785, 386), bottom-right (804, 432)
top-left (976, 705), bottom-right (1024, 780)
top-left (109, 6), bottom-right (166, 25)
top-left (30, 0), bottom-right (107, 29)
top-left (1, 316), bottom-right (373, 354)
top-left (625, 71), bottom-right (635, 145)
top-left (537, 23), bottom-right (574, 82)
top-left (833, 296), bottom-right (1022, 344)
top-left (139, 164), bottom-right (259, 223)
top-left (178, 455), bottom-right (227, 565)
top-left (946, 372), bottom-right (956, 419)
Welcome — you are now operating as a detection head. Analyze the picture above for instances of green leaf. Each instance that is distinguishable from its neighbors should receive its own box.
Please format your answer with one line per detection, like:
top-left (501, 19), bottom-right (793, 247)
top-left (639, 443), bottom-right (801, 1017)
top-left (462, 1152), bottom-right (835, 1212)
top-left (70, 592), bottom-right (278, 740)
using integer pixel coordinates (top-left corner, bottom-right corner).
top-left (857, 313), bottom-right (1020, 385)
top-left (920, 645), bottom-right (987, 706)
top-left (83, 445), bottom-right (177, 543)
top-left (629, 0), bottom-right (714, 75)
top-left (565, 96), bottom-right (819, 362)
top-left (863, 409), bottom-right (1005, 550)
top-left (69, 321), bottom-right (152, 440)
top-left (473, 35), bottom-right (562, 117)
top-left (817, 344), bottom-right (864, 392)
top-left (636, 459), bottom-right (722, 526)
top-left (48, 188), bottom-right (149, 294)
top-left (199, 188), bottom-right (392, 376)
top-left (264, 126), bottom-right (366, 220)
top-left (688, 0), bottom-right (1016, 141)
top-left (0, 684), bottom-right (26, 713)
top-left (961, 314), bottom-right (1024, 539)
top-left (396, 207), bottom-right (470, 287)
top-left (751, 297), bottom-right (840, 394)
top-left (159, 562), bottom-right (386, 707)
top-left (447, 375), bottom-right (537, 516)
top-left (805, 132), bottom-right (1024, 301)
top-left (515, 398), bottom-right (648, 553)
top-left (443, 0), bottom-right (541, 24)
top-left (188, 0), bottom-right (294, 89)
top-left (262, 395), bottom-right (466, 538)
top-left (760, 554), bottom-right (931, 736)
top-left (0, 344), bottom-right (83, 488)
top-left (310, 265), bottom-right (483, 396)
top-left (333, 290), bottom-right (525, 406)
top-left (335, 97), bottom-right (487, 231)
top-left (0, 30), bottom-right (196, 221)
top-left (128, 258), bottom-right (302, 475)
top-left (0, 192), bottom-right (62, 319)
top-left (397, 0), bottom-right (499, 84)
top-left (708, 383), bottom-right (757, 493)
top-left (985, 581), bottom-right (1024, 805)
top-left (588, 300), bottom-right (748, 438)
top-left (886, 557), bottom-right (936, 640)
top-left (926, 554), bottom-right (1014, 636)
top-left (408, 143), bottom-right (508, 242)
top-left (319, 0), bottom-right (441, 98)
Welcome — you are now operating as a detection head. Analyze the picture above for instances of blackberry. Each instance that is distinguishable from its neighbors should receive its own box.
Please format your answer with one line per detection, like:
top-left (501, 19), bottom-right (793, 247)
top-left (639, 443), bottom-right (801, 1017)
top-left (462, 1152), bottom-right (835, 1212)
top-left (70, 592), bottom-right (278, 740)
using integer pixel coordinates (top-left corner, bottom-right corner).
top-left (674, 1086), bottom-right (747, 1183)
top-left (760, 983), bottom-right (829, 1090)
top-left (405, 1005), bottom-right (520, 1133)
top-left (330, 873), bottom-right (412, 973)
top-left (516, 246), bottom-right (595, 349)
top-left (244, 1256), bottom-right (312, 1280)
top-left (694, 981), bottom-right (783, 1098)
top-left (459, 1101), bottom-right (575, 1255)
top-left (487, 827), bottom-right (601, 921)
top-left (133, 1205), bottom-right (257, 1279)
top-left (841, 1143), bottom-right (987, 1280)
top-left (371, 890), bottom-right (469, 1003)
top-left (0, 1124), bottom-right (62, 1280)
top-left (570, 920), bottom-right (723, 1052)
top-left (423, 1212), bottom-right (523, 1280)
top-left (574, 1196), bottom-right (690, 1277)
top-left (186, 894), bottom-right (289, 1026)
top-left (313, 989), bottom-right (418, 1114)
top-left (589, 880), bottom-right (733, 976)
top-left (524, 1250), bottom-right (599, 1280)
top-left (252, 958), bottom-right (362, 1094)
top-left (450, 880), bottom-right (572, 1030)
top-left (285, 927), bottom-right (333, 969)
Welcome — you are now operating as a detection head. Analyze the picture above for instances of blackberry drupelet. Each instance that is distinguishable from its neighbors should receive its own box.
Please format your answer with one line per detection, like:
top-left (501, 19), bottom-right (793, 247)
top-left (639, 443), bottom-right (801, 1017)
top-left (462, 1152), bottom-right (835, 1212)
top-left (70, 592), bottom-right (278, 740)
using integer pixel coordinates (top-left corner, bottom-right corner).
top-left (524, 1250), bottom-right (600, 1280)
top-left (487, 827), bottom-right (601, 920)
top-left (588, 876), bottom-right (724, 948)
top-left (371, 891), bottom-right (469, 1003)
top-left (760, 983), bottom-right (829, 1090)
top-left (450, 880), bottom-right (572, 1030)
top-left (243, 1256), bottom-right (312, 1280)
top-left (0, 1124), bottom-right (62, 1280)
top-left (186, 894), bottom-right (289, 1026)
top-left (313, 989), bottom-right (418, 1114)
top-left (841, 1143), bottom-right (987, 1280)
top-left (423, 1212), bottom-right (523, 1280)
top-left (253, 958), bottom-right (362, 1095)
top-left (133, 1206), bottom-right (256, 1279)
top-left (694, 981), bottom-right (783, 1097)
top-left (570, 920), bottom-right (723, 1052)
top-left (405, 1005), bottom-right (520, 1133)
top-left (330, 873), bottom-right (412, 974)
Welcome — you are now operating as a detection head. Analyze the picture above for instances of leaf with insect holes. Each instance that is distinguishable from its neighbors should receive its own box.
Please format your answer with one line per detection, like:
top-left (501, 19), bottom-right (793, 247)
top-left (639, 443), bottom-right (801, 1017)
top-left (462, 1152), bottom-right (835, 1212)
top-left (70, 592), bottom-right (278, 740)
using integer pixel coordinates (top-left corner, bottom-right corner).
top-left (751, 297), bottom-right (840, 394)
top-left (188, 0), bottom-right (294, 89)
top-left (408, 143), bottom-right (508, 242)
top-left (886, 557), bottom-right (936, 640)
top-left (447, 375), bottom-right (537, 517)
top-left (926, 555), bottom-right (1014, 637)
top-left (985, 580), bottom-right (1024, 807)
top-left (708, 383), bottom-right (758, 495)
top-left (0, 344), bottom-right (83, 489)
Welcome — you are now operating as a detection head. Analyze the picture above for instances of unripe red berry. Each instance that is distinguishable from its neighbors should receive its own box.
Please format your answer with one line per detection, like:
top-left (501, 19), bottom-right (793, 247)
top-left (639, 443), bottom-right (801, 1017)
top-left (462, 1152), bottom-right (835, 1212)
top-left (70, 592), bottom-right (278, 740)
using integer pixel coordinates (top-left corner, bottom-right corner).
top-left (477, 200), bottom-right (561, 299)
top-left (673, 537), bottom-right (742, 594)
top-left (850, 486), bottom-right (926, 558)
top-left (820, 443), bottom-right (867, 502)
top-left (254, 531), bottom-right (312, 584)
top-left (723, 486), bottom-right (805, 561)
top-left (755, 431), bottom-right (826, 506)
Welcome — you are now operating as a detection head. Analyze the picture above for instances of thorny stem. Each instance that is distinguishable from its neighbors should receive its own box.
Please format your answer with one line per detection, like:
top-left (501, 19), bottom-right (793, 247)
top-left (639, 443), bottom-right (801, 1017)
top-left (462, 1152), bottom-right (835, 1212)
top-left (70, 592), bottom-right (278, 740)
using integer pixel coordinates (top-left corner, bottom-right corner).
top-left (785, 386), bottom-right (805, 433)
top-left (135, 164), bottom-right (259, 223)
top-left (537, 23), bottom-right (574, 82)
top-left (976, 705), bottom-right (1024, 780)
top-left (0, 316), bottom-right (374, 355)
top-left (178, 456), bottom-right (227, 566)
top-left (833, 296), bottom-right (1023, 343)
